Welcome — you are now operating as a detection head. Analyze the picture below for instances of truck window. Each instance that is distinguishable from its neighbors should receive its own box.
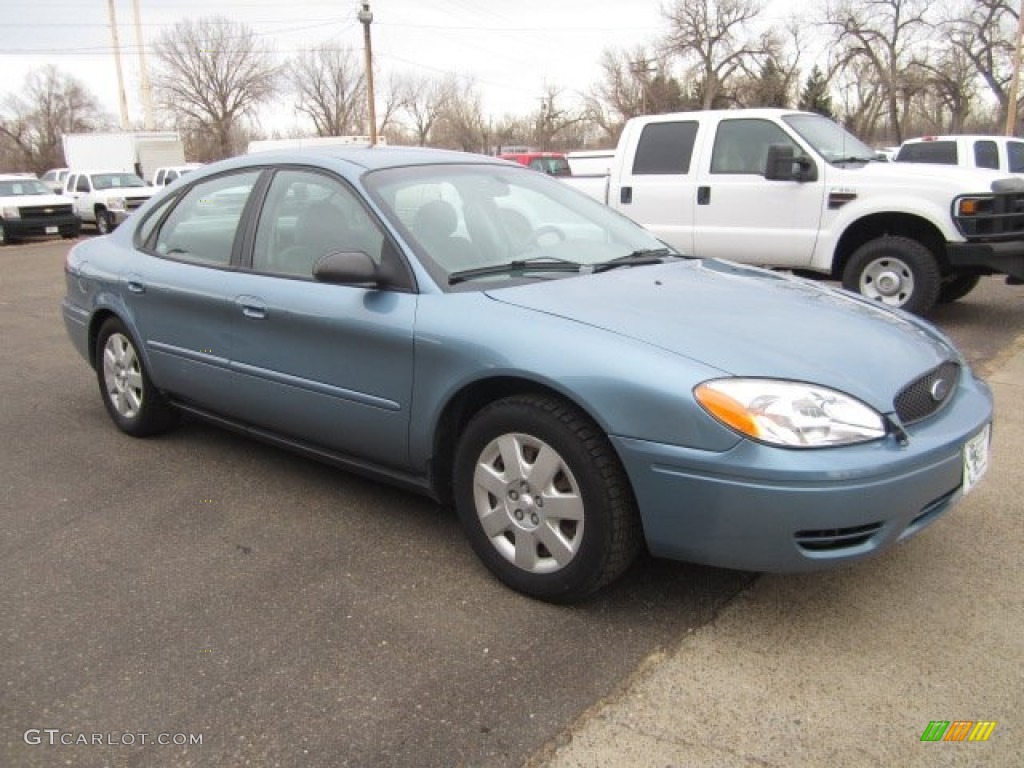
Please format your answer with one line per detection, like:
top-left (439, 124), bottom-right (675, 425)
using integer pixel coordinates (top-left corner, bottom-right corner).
top-left (710, 119), bottom-right (797, 175)
top-left (973, 140), bottom-right (998, 170)
top-left (897, 141), bottom-right (957, 165)
top-left (631, 121), bottom-right (698, 175)
top-left (1008, 141), bottom-right (1024, 173)
top-left (76, 175), bottom-right (90, 193)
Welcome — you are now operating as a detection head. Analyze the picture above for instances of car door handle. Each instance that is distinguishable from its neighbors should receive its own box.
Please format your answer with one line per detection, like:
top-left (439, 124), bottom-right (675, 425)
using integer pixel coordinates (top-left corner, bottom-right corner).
top-left (125, 274), bottom-right (145, 294)
top-left (236, 296), bottom-right (267, 319)
top-left (697, 186), bottom-right (711, 205)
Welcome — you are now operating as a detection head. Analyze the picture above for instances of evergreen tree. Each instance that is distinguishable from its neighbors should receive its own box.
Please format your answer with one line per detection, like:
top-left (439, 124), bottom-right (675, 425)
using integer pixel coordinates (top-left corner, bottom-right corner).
top-left (799, 66), bottom-right (834, 119)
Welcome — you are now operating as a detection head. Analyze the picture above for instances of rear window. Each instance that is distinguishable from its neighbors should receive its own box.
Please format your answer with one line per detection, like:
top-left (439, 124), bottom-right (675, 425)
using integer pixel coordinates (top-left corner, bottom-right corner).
top-left (632, 121), bottom-right (698, 175)
top-left (896, 141), bottom-right (957, 165)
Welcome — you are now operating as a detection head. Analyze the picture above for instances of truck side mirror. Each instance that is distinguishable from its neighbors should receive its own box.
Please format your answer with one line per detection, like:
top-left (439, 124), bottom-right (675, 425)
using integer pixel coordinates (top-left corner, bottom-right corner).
top-left (765, 144), bottom-right (818, 182)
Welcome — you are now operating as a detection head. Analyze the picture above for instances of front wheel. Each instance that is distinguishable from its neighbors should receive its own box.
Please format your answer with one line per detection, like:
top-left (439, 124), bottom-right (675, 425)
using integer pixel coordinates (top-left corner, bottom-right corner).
top-left (937, 273), bottom-right (981, 304)
top-left (841, 236), bottom-right (940, 315)
top-left (95, 318), bottom-right (177, 436)
top-left (453, 394), bottom-right (641, 602)
top-left (95, 208), bottom-right (113, 235)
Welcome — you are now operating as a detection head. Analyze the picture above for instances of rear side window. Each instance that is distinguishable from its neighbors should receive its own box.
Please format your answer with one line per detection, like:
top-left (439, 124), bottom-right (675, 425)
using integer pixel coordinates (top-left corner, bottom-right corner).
top-left (1008, 141), bottom-right (1024, 173)
top-left (153, 170), bottom-right (261, 266)
top-left (896, 141), bottom-right (957, 165)
top-left (632, 121), bottom-right (698, 175)
top-left (973, 141), bottom-right (999, 170)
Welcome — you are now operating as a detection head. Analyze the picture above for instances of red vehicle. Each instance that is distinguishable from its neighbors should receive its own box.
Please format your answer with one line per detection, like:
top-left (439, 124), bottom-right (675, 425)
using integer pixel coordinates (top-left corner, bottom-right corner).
top-left (498, 151), bottom-right (570, 176)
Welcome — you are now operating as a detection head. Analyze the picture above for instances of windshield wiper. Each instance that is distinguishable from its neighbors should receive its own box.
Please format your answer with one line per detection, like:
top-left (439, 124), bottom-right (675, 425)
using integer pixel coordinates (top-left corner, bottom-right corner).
top-left (591, 248), bottom-right (674, 273)
top-left (448, 257), bottom-right (584, 285)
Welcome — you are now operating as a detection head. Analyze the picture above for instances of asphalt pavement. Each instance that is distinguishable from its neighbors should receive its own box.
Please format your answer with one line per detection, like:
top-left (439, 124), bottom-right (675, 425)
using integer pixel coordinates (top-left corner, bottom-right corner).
top-left (530, 333), bottom-right (1024, 767)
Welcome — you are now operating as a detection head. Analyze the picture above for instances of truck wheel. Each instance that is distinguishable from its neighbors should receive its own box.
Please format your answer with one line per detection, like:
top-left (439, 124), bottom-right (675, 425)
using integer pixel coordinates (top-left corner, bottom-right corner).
top-left (0, 223), bottom-right (6, 246)
top-left (937, 273), bottom-right (981, 304)
top-left (842, 236), bottom-right (940, 314)
top-left (95, 209), bottom-right (113, 235)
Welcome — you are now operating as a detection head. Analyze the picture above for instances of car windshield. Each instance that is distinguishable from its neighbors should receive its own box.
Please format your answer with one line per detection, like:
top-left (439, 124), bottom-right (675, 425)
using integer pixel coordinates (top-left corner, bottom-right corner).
top-left (364, 163), bottom-right (672, 289)
top-left (92, 173), bottom-right (147, 190)
top-left (0, 179), bottom-right (52, 196)
top-left (783, 114), bottom-right (877, 164)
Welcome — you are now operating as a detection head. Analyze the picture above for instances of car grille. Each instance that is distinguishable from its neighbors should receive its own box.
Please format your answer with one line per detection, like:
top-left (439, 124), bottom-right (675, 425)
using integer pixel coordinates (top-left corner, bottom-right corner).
top-left (954, 191), bottom-right (1024, 240)
top-left (19, 203), bottom-right (74, 218)
top-left (893, 361), bottom-right (960, 425)
top-left (794, 523), bottom-right (883, 552)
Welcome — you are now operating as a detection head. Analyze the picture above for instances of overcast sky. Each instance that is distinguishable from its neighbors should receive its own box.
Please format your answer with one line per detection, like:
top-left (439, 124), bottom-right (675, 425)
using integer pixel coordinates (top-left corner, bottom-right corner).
top-left (0, 0), bottom-right (802, 134)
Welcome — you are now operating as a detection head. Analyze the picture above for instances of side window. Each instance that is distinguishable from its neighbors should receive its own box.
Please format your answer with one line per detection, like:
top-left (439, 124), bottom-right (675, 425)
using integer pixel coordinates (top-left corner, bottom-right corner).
top-left (897, 141), bottom-right (957, 164)
top-left (1008, 141), bottom-right (1024, 173)
top-left (711, 119), bottom-right (799, 175)
top-left (252, 169), bottom-right (385, 279)
top-left (632, 121), bottom-right (698, 175)
top-left (76, 175), bottom-right (90, 193)
top-left (974, 141), bottom-right (999, 170)
top-left (153, 170), bottom-right (260, 266)
top-left (135, 194), bottom-right (180, 250)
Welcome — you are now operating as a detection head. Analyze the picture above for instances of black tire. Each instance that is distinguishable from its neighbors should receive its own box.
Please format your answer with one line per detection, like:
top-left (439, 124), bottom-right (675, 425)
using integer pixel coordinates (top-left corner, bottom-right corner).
top-left (453, 394), bottom-right (641, 602)
top-left (95, 208), bottom-right (113, 235)
top-left (0, 223), bottom-right (6, 246)
top-left (841, 235), bottom-right (941, 315)
top-left (95, 317), bottom-right (177, 437)
top-left (937, 273), bottom-right (981, 304)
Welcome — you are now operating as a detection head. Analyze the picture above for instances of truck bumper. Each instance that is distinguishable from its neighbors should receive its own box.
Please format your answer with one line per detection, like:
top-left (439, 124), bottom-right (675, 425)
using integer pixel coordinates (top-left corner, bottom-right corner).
top-left (2, 214), bottom-right (81, 241)
top-left (946, 241), bottom-right (1024, 280)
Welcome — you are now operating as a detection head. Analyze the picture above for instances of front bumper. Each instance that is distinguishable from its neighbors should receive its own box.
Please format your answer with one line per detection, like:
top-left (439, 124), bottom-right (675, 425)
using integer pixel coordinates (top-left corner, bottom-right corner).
top-left (2, 214), bottom-right (80, 240)
top-left (613, 375), bottom-right (993, 573)
top-left (947, 240), bottom-right (1024, 280)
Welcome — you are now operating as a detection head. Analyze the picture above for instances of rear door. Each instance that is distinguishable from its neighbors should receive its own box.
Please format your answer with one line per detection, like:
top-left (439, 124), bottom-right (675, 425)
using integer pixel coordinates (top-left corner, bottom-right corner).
top-left (612, 119), bottom-right (700, 255)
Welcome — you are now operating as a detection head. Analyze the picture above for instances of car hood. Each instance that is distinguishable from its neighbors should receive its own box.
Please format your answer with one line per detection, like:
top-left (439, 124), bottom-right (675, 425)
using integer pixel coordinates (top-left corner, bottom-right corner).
top-left (851, 160), bottom-right (1020, 191)
top-left (484, 259), bottom-right (957, 410)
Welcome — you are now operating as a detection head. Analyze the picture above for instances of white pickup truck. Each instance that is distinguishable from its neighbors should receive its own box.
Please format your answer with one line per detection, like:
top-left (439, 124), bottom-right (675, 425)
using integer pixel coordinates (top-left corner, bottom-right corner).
top-left (63, 170), bottom-right (159, 234)
top-left (563, 109), bottom-right (1024, 314)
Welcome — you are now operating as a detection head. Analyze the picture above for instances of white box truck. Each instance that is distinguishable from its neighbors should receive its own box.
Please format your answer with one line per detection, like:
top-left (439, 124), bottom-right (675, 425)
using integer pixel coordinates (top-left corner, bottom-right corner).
top-left (62, 132), bottom-right (187, 183)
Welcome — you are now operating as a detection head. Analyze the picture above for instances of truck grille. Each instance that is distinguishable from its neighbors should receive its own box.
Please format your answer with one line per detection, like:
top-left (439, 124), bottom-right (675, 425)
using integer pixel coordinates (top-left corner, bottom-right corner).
top-left (893, 361), bottom-right (960, 425)
top-left (125, 196), bottom-right (150, 211)
top-left (19, 203), bottom-right (74, 218)
top-left (954, 191), bottom-right (1024, 241)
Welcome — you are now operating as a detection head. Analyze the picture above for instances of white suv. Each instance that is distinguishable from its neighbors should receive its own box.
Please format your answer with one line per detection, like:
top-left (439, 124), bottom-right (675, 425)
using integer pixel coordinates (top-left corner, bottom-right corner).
top-left (63, 170), bottom-right (158, 234)
top-left (896, 135), bottom-right (1024, 175)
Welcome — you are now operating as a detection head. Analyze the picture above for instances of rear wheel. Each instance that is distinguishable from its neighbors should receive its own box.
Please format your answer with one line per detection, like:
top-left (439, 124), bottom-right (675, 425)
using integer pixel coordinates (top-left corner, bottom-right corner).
top-left (0, 223), bottom-right (6, 246)
top-left (842, 235), bottom-right (940, 315)
top-left (453, 394), bottom-right (641, 602)
top-left (937, 273), bottom-right (981, 304)
top-left (95, 317), bottom-right (177, 436)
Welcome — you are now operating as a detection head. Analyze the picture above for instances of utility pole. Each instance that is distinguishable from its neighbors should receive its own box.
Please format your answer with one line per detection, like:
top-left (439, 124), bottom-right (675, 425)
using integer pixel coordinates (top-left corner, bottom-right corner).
top-left (132, 0), bottom-right (155, 130)
top-left (1007, 0), bottom-right (1024, 135)
top-left (107, 0), bottom-right (130, 129)
top-left (358, 1), bottom-right (378, 145)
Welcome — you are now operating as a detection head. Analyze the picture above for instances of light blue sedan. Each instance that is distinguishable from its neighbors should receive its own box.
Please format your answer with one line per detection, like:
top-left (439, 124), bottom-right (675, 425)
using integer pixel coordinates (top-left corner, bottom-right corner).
top-left (61, 147), bottom-right (994, 601)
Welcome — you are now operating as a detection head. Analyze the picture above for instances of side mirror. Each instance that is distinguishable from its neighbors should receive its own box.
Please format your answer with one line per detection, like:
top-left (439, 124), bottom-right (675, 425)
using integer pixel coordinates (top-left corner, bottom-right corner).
top-left (765, 144), bottom-right (818, 182)
top-left (313, 250), bottom-right (381, 286)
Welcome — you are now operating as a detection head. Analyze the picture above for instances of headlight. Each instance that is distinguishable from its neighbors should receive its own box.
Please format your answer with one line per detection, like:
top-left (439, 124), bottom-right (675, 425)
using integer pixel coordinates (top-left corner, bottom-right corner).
top-left (955, 196), bottom-right (992, 217)
top-left (2, 206), bottom-right (20, 219)
top-left (107, 197), bottom-right (126, 212)
top-left (694, 379), bottom-right (886, 447)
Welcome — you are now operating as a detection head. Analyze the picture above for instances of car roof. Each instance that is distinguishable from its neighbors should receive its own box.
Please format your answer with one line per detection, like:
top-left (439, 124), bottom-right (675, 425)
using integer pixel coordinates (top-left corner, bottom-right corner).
top-left (230, 145), bottom-right (507, 173)
top-left (901, 135), bottom-right (1022, 144)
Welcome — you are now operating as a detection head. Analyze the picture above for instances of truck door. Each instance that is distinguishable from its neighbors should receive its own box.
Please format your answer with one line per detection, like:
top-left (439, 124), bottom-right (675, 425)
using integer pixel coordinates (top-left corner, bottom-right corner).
top-left (67, 174), bottom-right (93, 220)
top-left (612, 120), bottom-right (699, 256)
top-left (692, 117), bottom-right (824, 267)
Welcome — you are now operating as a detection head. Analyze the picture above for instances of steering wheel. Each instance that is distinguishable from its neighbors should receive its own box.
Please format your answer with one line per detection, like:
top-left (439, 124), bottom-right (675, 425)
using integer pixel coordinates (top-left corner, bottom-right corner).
top-left (528, 225), bottom-right (567, 249)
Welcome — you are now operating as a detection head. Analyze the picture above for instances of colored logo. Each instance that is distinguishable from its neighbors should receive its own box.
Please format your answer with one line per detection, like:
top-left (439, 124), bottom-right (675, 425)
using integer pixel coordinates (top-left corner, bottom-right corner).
top-left (920, 720), bottom-right (997, 742)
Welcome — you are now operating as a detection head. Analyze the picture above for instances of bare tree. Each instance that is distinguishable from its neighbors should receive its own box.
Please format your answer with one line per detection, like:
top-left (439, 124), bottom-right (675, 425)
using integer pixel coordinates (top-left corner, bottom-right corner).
top-left (947, 0), bottom-right (1016, 127)
top-left (152, 16), bottom-right (280, 159)
top-left (398, 73), bottom-right (457, 146)
top-left (913, 46), bottom-right (979, 133)
top-left (289, 47), bottom-right (366, 136)
top-left (433, 81), bottom-right (487, 152)
top-left (661, 0), bottom-right (772, 110)
top-left (0, 65), bottom-right (111, 173)
top-left (823, 0), bottom-right (934, 143)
